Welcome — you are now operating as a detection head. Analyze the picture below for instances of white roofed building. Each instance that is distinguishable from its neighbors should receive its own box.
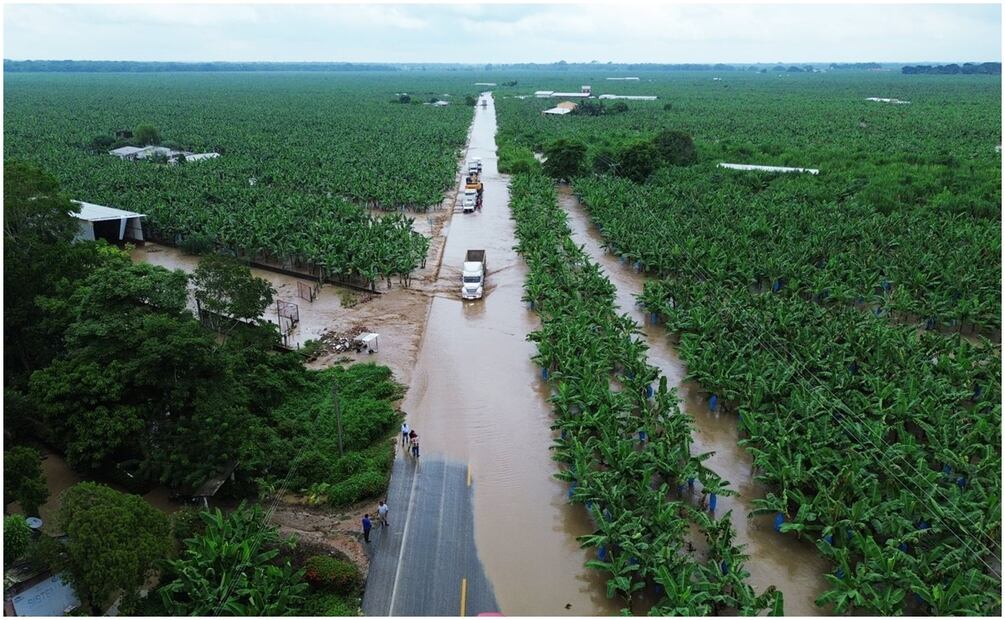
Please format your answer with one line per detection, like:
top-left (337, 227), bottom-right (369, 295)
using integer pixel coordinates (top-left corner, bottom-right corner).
top-left (718, 163), bottom-right (820, 175)
top-left (598, 94), bottom-right (658, 100)
top-left (71, 200), bottom-right (146, 244)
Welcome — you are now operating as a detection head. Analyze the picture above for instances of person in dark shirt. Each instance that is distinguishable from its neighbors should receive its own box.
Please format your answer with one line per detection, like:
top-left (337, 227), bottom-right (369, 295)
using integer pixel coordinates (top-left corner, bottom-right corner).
top-left (362, 514), bottom-right (373, 543)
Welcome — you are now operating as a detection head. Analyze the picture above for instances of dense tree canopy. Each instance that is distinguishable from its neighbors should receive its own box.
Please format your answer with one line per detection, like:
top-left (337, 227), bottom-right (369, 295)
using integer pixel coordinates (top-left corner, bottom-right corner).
top-left (57, 482), bottom-right (171, 613)
top-left (3, 446), bottom-right (48, 516)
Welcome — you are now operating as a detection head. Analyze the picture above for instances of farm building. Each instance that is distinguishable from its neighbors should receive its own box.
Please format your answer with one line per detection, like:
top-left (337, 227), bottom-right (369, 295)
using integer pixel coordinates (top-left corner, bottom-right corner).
top-left (71, 200), bottom-right (146, 244)
top-left (474, 82), bottom-right (497, 86)
top-left (544, 101), bottom-right (578, 115)
top-left (598, 94), bottom-right (658, 100)
top-left (108, 145), bottom-right (146, 159)
top-left (865, 97), bottom-right (910, 104)
top-left (109, 145), bottom-right (220, 163)
top-left (718, 163), bottom-right (820, 175)
top-left (432, 100), bottom-right (450, 107)
top-left (535, 86), bottom-right (592, 98)
top-left (606, 77), bottom-right (640, 80)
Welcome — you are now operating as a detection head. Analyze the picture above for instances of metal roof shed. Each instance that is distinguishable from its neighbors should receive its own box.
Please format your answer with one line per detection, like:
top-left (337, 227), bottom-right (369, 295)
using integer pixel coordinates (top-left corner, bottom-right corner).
top-left (71, 200), bottom-right (146, 244)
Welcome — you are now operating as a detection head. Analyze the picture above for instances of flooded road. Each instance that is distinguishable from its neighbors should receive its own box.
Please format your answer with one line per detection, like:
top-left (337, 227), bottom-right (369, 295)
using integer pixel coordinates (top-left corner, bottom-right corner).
top-left (400, 94), bottom-right (618, 615)
top-left (558, 187), bottom-right (829, 616)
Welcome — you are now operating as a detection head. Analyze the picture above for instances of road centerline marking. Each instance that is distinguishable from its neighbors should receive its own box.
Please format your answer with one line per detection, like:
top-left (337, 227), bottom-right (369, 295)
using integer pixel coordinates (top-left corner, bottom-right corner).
top-left (466, 463), bottom-right (472, 486)
top-left (460, 578), bottom-right (468, 616)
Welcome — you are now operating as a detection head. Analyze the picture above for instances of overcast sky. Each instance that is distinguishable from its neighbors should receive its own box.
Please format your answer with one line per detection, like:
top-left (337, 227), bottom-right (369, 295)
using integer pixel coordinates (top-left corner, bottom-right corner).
top-left (3, 3), bottom-right (1001, 64)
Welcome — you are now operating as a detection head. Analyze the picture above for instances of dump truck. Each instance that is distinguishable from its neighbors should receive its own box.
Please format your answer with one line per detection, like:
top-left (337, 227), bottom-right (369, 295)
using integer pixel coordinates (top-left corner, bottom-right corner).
top-left (462, 250), bottom-right (486, 300)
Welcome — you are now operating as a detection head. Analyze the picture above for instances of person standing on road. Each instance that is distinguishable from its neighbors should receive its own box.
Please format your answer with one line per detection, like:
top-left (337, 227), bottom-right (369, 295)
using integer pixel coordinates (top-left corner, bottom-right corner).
top-left (401, 422), bottom-right (410, 446)
top-left (377, 500), bottom-right (389, 527)
top-left (362, 514), bottom-right (372, 543)
top-left (411, 434), bottom-right (420, 459)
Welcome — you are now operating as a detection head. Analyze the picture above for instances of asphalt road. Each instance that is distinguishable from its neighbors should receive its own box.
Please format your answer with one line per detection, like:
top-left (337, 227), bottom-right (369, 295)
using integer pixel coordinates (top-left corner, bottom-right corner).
top-left (362, 455), bottom-right (498, 616)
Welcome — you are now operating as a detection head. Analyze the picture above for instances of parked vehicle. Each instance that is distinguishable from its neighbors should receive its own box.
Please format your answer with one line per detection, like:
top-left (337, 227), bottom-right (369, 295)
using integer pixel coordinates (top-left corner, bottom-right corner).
top-left (462, 250), bottom-right (486, 299)
top-left (462, 188), bottom-right (478, 213)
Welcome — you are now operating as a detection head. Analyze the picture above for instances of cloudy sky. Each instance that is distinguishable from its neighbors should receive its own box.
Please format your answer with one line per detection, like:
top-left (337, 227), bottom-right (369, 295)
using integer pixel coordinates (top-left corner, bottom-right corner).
top-left (3, 2), bottom-right (1001, 64)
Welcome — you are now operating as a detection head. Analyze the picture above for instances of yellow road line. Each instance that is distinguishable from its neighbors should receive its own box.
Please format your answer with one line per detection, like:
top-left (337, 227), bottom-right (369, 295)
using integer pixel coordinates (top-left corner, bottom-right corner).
top-left (460, 578), bottom-right (468, 617)
top-left (467, 463), bottom-right (472, 487)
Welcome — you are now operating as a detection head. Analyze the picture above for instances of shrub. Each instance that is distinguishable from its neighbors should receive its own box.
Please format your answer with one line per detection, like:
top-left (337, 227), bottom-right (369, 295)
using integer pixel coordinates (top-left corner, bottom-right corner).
top-left (326, 470), bottom-right (388, 507)
top-left (304, 555), bottom-right (362, 595)
top-left (301, 592), bottom-right (361, 616)
top-left (4, 515), bottom-right (31, 567)
top-left (4, 446), bottom-right (48, 516)
top-left (179, 232), bottom-right (214, 255)
top-left (170, 507), bottom-right (207, 546)
top-left (134, 124), bottom-right (161, 146)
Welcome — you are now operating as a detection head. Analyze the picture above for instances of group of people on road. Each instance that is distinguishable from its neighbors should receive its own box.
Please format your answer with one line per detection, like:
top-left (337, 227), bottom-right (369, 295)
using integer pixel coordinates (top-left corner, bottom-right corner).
top-left (362, 499), bottom-right (390, 543)
top-left (401, 422), bottom-right (419, 458)
top-left (361, 423), bottom-right (422, 544)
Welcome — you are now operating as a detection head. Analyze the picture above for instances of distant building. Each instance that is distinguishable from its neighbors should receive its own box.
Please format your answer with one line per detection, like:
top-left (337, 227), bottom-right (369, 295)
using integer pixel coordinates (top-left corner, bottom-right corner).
top-left (598, 94), bottom-right (657, 100)
top-left (432, 100), bottom-right (450, 106)
top-left (865, 97), bottom-right (910, 104)
top-left (718, 163), bottom-right (820, 175)
top-left (109, 145), bottom-right (219, 163)
top-left (606, 77), bottom-right (640, 81)
top-left (71, 200), bottom-right (146, 244)
top-left (542, 106), bottom-right (573, 115)
top-left (108, 145), bottom-right (146, 159)
top-left (534, 90), bottom-right (555, 98)
top-left (555, 101), bottom-right (578, 110)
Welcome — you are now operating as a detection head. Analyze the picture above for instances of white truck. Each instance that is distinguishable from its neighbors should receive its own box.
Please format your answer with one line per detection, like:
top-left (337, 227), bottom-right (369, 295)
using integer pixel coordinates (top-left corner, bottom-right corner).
top-left (462, 188), bottom-right (478, 213)
top-left (461, 250), bottom-right (486, 300)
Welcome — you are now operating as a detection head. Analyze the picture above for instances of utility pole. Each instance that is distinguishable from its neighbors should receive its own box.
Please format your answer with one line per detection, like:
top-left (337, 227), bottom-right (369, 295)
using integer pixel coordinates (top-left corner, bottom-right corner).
top-left (332, 380), bottom-right (344, 457)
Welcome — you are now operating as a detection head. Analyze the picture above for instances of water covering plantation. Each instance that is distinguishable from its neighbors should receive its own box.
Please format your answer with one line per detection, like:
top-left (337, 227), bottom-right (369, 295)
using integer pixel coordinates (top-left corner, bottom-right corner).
top-left (4, 73), bottom-right (477, 289)
top-left (496, 70), bottom-right (1001, 615)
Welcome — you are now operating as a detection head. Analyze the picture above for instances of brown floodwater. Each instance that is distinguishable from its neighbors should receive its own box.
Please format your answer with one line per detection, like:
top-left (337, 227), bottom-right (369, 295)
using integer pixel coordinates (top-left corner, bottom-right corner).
top-left (400, 94), bottom-right (620, 616)
top-left (558, 187), bottom-right (830, 616)
top-left (3, 449), bottom-right (182, 536)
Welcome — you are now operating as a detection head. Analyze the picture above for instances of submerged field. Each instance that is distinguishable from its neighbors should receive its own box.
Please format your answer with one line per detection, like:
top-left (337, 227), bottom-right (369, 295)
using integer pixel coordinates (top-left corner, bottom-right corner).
top-left (497, 71), bottom-right (1001, 614)
top-left (3, 72), bottom-right (478, 286)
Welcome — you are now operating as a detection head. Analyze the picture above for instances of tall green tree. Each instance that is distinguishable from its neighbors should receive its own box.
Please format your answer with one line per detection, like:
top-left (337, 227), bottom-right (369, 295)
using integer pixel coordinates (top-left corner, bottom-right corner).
top-left (2, 161), bottom-right (105, 381)
top-left (3, 515), bottom-right (32, 567)
top-left (652, 129), bottom-right (698, 166)
top-left (3, 446), bottom-right (49, 516)
top-left (30, 262), bottom-right (252, 488)
top-left (543, 139), bottom-right (588, 182)
top-left (57, 482), bottom-right (171, 614)
top-left (159, 503), bottom-right (308, 615)
top-left (191, 254), bottom-right (275, 337)
top-left (616, 141), bottom-right (659, 183)
top-left (133, 124), bottom-right (160, 145)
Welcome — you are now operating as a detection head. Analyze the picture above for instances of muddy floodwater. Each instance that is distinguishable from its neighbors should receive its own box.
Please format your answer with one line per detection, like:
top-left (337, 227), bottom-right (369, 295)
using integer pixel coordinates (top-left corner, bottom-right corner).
top-left (3, 450), bottom-right (181, 535)
top-left (400, 94), bottom-right (619, 615)
top-left (558, 187), bottom-right (829, 615)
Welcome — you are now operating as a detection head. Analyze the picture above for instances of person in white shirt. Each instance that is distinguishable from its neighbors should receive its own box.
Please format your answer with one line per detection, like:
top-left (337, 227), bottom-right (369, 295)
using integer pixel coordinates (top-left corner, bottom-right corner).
top-left (377, 500), bottom-right (390, 528)
top-left (401, 422), bottom-right (410, 446)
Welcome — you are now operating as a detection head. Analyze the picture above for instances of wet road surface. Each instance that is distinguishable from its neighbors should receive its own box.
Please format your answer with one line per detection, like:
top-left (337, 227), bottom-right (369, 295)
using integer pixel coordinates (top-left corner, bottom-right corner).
top-left (392, 94), bottom-right (619, 616)
top-left (559, 187), bottom-right (829, 615)
top-left (362, 457), bottom-right (496, 616)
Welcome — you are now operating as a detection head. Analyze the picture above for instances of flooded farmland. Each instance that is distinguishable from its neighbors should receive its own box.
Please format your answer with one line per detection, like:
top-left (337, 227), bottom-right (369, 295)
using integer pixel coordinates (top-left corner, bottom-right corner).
top-left (558, 187), bottom-right (830, 615)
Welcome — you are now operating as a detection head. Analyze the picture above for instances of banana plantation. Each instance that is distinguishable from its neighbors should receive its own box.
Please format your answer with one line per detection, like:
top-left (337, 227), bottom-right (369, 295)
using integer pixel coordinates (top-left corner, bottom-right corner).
top-left (3, 72), bottom-right (473, 285)
top-left (512, 173), bottom-right (783, 615)
top-left (499, 70), bottom-right (1001, 615)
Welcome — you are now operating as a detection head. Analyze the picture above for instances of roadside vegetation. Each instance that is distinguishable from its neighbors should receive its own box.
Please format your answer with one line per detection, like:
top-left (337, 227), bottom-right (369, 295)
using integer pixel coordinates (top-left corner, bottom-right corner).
top-left (3, 161), bottom-right (398, 613)
top-left (499, 70), bottom-right (1001, 614)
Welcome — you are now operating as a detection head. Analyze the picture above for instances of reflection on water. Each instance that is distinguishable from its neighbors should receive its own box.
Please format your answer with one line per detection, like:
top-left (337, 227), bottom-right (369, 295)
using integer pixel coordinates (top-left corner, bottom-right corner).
top-left (559, 187), bottom-right (829, 616)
